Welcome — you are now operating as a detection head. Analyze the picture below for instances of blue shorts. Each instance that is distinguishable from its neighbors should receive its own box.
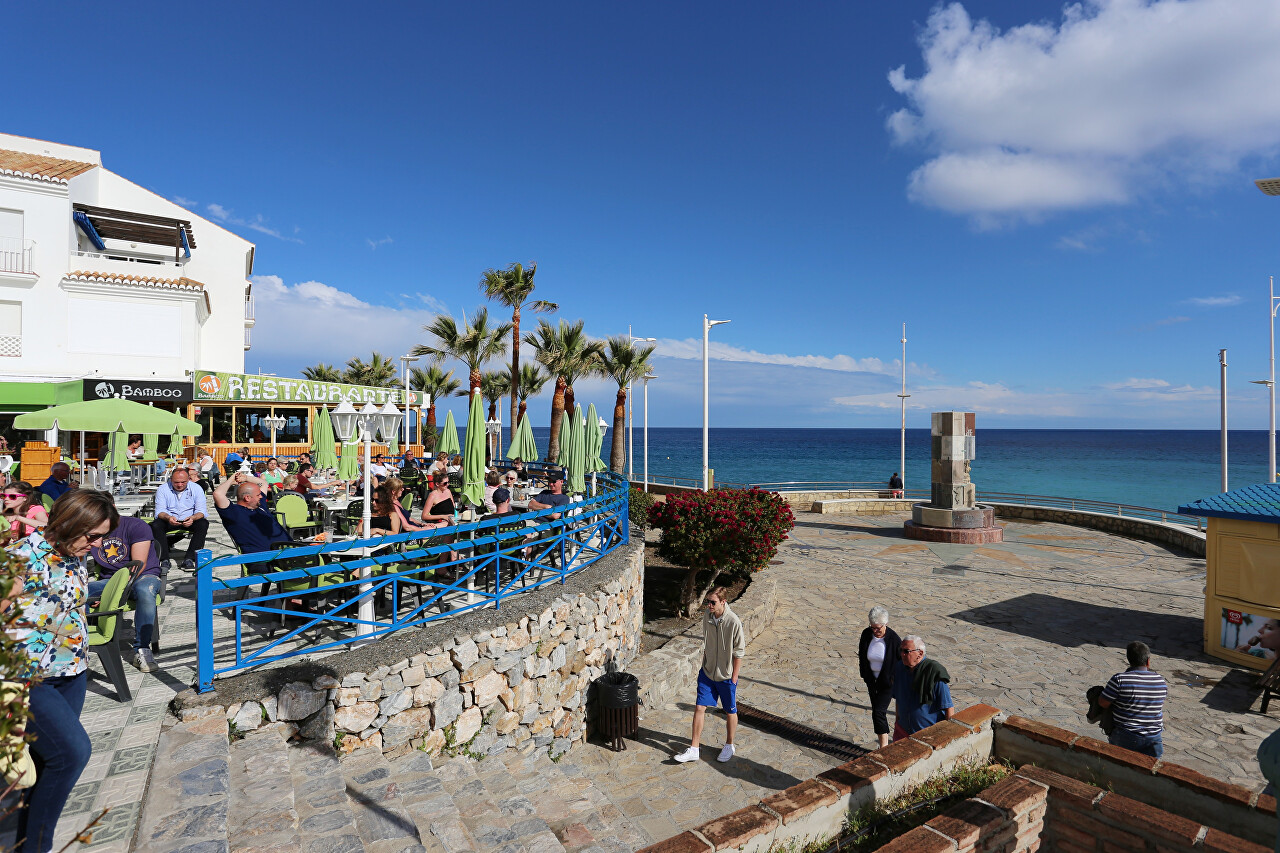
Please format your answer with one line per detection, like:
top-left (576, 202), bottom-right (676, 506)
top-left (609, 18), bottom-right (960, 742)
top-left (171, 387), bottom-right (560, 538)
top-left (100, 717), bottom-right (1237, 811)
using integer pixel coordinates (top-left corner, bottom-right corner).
top-left (696, 670), bottom-right (737, 714)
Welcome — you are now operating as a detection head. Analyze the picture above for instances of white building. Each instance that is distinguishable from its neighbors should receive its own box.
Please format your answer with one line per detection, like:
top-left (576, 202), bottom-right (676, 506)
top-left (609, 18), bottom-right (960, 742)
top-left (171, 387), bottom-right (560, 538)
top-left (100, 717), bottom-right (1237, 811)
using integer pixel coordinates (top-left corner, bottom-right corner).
top-left (0, 132), bottom-right (255, 388)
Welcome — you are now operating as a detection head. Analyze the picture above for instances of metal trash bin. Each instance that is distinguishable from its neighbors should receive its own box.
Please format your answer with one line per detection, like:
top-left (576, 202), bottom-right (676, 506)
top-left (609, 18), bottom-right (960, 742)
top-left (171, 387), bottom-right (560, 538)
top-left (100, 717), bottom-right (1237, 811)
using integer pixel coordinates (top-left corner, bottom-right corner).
top-left (595, 671), bottom-right (640, 751)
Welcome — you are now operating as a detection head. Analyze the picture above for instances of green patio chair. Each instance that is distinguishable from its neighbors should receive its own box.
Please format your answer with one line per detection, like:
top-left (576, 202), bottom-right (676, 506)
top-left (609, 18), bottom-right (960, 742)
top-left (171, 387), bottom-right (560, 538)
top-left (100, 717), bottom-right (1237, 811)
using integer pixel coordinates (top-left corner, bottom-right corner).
top-left (86, 564), bottom-right (136, 701)
top-left (235, 541), bottom-right (351, 636)
top-left (273, 493), bottom-right (323, 539)
top-left (40, 493), bottom-right (53, 512)
top-left (399, 492), bottom-right (415, 513)
top-left (90, 558), bottom-right (163, 654)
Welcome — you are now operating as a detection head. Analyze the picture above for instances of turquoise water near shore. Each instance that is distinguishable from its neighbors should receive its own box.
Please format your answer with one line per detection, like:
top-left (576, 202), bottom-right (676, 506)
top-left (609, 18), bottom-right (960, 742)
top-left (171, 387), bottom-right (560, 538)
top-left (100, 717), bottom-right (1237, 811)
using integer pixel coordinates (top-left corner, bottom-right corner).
top-left (479, 427), bottom-right (1273, 512)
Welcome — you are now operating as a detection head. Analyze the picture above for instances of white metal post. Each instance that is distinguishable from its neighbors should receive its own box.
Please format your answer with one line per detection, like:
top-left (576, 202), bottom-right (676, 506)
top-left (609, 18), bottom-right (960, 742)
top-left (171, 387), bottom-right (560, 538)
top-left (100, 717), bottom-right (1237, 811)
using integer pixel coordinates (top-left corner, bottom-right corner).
top-left (1271, 277), bottom-right (1277, 483)
top-left (1220, 348), bottom-right (1229, 493)
top-left (898, 323), bottom-right (909, 490)
top-left (642, 372), bottom-right (655, 492)
top-left (628, 324), bottom-right (633, 482)
top-left (702, 315), bottom-right (729, 491)
top-left (357, 416), bottom-right (375, 641)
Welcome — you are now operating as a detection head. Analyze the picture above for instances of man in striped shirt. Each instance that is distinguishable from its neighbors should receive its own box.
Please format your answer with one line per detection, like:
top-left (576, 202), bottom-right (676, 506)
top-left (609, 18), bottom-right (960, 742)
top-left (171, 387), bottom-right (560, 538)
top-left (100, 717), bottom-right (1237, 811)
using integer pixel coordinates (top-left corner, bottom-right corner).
top-left (1098, 641), bottom-right (1168, 758)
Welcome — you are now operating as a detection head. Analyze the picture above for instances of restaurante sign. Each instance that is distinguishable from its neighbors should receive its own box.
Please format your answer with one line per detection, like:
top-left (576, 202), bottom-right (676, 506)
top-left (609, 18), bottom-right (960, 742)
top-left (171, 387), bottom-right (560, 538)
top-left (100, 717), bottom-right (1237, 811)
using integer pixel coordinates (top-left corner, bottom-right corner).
top-left (194, 371), bottom-right (422, 406)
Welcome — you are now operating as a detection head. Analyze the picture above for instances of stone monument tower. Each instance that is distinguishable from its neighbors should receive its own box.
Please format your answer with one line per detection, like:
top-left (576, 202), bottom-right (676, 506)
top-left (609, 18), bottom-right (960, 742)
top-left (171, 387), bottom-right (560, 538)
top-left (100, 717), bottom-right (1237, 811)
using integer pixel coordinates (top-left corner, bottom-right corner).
top-left (903, 411), bottom-right (1003, 543)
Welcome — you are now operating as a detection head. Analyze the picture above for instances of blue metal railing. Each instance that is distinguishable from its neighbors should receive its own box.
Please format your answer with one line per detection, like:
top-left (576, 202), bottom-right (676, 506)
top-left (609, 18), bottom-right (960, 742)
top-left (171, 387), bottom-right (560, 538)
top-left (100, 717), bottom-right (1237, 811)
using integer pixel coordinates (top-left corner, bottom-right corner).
top-left (194, 466), bottom-right (629, 692)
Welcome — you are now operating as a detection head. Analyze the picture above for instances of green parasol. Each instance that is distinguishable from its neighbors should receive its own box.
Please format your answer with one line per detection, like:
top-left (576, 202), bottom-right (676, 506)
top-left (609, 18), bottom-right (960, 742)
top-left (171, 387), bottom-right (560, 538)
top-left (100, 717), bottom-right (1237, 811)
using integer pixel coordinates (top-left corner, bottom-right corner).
top-left (312, 406), bottom-right (339, 469)
top-left (437, 410), bottom-right (461, 457)
top-left (584, 403), bottom-right (608, 474)
top-left (166, 431), bottom-right (185, 455)
top-left (337, 438), bottom-right (359, 481)
top-left (142, 433), bottom-right (159, 461)
top-left (507, 414), bottom-right (538, 462)
top-left (567, 404), bottom-right (587, 495)
top-left (105, 429), bottom-right (130, 473)
top-left (388, 430), bottom-right (400, 457)
top-left (14, 398), bottom-right (201, 436)
top-left (459, 389), bottom-right (486, 509)
top-left (556, 412), bottom-right (572, 466)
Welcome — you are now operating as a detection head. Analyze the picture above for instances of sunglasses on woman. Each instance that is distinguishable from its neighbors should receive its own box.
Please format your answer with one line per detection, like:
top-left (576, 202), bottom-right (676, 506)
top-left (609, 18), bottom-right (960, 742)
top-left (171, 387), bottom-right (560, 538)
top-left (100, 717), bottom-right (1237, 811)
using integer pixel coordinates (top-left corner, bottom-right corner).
top-left (83, 532), bottom-right (106, 543)
top-left (3, 492), bottom-right (28, 500)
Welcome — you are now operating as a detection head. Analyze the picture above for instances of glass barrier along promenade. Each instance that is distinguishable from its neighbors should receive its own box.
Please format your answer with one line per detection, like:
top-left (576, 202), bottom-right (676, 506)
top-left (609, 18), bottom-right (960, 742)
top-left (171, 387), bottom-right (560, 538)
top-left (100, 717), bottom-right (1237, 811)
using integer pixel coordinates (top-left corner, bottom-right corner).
top-left (193, 467), bottom-right (630, 693)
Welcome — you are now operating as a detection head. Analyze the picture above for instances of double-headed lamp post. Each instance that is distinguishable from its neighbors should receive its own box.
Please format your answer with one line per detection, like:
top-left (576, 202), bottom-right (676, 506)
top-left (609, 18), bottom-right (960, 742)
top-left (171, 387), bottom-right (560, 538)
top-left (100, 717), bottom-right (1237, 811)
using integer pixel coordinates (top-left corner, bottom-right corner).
top-left (703, 314), bottom-right (730, 492)
top-left (486, 416), bottom-right (503, 463)
top-left (1253, 179), bottom-right (1280, 479)
top-left (330, 399), bottom-right (403, 640)
top-left (263, 414), bottom-right (286, 459)
top-left (641, 371), bottom-right (656, 492)
top-left (627, 327), bottom-right (656, 482)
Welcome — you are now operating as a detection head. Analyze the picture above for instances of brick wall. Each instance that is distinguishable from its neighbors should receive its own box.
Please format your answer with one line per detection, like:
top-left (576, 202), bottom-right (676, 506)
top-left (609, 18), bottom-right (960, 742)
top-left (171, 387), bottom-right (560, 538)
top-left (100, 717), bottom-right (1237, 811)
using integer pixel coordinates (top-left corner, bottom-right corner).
top-left (876, 771), bottom-right (1047, 853)
top-left (993, 715), bottom-right (1276, 846)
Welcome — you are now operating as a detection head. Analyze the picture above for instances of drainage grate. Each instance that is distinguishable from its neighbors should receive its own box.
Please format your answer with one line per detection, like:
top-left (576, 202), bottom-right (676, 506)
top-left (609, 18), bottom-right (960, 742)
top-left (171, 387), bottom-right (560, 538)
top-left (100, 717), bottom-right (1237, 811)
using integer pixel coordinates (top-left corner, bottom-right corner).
top-left (736, 703), bottom-right (869, 761)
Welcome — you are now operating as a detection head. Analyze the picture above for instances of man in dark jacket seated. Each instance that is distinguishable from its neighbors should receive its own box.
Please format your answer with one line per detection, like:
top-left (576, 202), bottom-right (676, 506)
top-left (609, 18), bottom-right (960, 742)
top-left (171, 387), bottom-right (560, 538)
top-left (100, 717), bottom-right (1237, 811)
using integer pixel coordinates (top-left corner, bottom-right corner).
top-left (211, 473), bottom-right (293, 564)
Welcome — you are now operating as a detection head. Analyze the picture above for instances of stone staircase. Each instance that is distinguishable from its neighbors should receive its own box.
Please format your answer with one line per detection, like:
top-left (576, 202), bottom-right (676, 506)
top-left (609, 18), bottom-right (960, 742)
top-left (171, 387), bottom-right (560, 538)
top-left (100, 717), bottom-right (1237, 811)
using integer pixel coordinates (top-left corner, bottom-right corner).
top-left (135, 715), bottom-right (652, 853)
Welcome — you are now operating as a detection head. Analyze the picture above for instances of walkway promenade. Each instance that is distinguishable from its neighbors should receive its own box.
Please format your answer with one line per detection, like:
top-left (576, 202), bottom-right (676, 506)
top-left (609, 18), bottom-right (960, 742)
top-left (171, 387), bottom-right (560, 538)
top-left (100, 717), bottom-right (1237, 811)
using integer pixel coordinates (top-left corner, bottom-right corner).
top-left (22, 507), bottom-right (1272, 851)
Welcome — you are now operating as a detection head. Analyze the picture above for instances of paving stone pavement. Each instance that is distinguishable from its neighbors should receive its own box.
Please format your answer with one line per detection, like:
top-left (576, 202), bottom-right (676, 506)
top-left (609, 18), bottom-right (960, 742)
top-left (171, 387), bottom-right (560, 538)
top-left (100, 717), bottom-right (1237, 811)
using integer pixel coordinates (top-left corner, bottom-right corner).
top-left (742, 512), bottom-right (1272, 791)
top-left (15, 507), bottom-right (1273, 851)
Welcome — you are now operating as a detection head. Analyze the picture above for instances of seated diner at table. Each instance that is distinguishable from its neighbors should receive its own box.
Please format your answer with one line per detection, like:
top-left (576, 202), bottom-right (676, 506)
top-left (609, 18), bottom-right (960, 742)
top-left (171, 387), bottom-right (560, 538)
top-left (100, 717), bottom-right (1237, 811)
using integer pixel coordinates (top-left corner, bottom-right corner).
top-left (421, 472), bottom-right (459, 564)
top-left (211, 472), bottom-right (295, 557)
top-left (386, 478), bottom-right (428, 532)
top-left (3, 480), bottom-right (47, 544)
top-left (362, 484), bottom-right (401, 537)
top-left (528, 470), bottom-right (570, 517)
top-left (262, 457), bottom-right (286, 491)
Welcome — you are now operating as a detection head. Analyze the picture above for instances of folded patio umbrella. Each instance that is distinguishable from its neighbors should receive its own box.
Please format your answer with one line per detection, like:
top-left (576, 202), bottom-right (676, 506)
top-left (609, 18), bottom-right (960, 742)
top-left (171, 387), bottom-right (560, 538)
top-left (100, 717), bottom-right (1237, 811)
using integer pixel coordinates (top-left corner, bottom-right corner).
top-left (556, 411), bottom-right (572, 467)
top-left (507, 413), bottom-right (538, 462)
top-left (337, 438), bottom-right (359, 481)
top-left (585, 403), bottom-right (607, 474)
top-left (105, 429), bottom-right (130, 473)
top-left (312, 406), bottom-right (339, 470)
top-left (142, 433), bottom-right (159, 462)
top-left (437, 410), bottom-right (461, 458)
top-left (567, 405), bottom-right (587, 496)
top-left (460, 390), bottom-right (486, 509)
top-left (166, 431), bottom-right (185, 456)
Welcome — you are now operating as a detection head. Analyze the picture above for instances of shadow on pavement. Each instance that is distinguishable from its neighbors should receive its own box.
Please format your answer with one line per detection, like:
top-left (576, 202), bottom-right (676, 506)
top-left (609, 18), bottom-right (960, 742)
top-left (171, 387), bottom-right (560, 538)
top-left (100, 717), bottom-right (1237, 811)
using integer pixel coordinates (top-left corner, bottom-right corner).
top-left (949, 592), bottom-right (1204, 662)
top-left (629, 727), bottom-right (805, 791)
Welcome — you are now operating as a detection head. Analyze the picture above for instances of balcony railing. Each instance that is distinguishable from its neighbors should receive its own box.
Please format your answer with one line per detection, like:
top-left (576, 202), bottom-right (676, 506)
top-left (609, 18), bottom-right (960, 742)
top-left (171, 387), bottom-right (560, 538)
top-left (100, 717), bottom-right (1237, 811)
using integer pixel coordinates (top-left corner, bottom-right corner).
top-left (245, 293), bottom-right (255, 321)
top-left (0, 237), bottom-right (34, 275)
top-left (73, 249), bottom-right (183, 269)
top-left (244, 325), bottom-right (252, 351)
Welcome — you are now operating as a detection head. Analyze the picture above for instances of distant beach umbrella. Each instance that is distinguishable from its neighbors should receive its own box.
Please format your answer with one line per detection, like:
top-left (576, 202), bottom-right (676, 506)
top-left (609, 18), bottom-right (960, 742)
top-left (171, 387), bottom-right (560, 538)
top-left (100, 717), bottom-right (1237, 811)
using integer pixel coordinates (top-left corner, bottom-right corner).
top-left (507, 413), bottom-right (538, 461)
top-left (556, 413), bottom-right (572, 467)
top-left (568, 404), bottom-right (588, 496)
top-left (460, 390), bottom-right (486, 509)
top-left (585, 404), bottom-right (607, 474)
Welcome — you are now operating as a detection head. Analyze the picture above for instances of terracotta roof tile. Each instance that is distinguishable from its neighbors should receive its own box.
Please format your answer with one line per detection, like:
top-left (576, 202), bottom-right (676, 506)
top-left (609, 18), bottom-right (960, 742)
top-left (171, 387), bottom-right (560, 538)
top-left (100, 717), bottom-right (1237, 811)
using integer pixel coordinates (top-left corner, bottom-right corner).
top-left (0, 148), bottom-right (96, 183)
top-left (67, 270), bottom-right (206, 291)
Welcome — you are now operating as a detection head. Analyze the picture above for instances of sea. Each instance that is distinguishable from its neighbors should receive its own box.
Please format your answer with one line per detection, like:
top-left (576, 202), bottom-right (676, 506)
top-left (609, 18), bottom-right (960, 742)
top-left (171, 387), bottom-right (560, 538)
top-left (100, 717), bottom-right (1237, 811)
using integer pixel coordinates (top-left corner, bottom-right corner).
top-left (467, 426), bottom-right (1274, 512)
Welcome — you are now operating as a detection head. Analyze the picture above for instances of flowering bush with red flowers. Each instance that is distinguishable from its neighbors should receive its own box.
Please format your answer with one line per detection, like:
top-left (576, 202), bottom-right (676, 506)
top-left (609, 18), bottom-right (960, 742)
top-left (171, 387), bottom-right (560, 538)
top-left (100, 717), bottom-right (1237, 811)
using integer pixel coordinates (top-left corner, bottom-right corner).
top-left (647, 487), bottom-right (794, 617)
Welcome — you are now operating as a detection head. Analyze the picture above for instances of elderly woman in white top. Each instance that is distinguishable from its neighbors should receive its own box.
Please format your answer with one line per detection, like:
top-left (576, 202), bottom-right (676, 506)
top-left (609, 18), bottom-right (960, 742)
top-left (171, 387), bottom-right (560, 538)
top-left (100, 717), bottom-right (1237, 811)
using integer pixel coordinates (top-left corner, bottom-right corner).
top-left (857, 606), bottom-right (902, 749)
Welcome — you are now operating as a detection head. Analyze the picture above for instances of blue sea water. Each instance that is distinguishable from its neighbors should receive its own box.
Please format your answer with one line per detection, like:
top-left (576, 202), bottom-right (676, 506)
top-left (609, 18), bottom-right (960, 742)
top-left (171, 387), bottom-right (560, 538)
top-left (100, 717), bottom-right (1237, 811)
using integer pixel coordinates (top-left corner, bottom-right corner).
top-left (476, 426), bottom-right (1274, 512)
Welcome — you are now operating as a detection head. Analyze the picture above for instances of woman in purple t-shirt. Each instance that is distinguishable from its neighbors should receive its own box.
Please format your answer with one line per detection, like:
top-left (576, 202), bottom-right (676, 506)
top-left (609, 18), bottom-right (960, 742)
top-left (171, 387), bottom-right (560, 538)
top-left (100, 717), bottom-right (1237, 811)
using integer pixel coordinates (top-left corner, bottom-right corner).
top-left (88, 514), bottom-right (163, 673)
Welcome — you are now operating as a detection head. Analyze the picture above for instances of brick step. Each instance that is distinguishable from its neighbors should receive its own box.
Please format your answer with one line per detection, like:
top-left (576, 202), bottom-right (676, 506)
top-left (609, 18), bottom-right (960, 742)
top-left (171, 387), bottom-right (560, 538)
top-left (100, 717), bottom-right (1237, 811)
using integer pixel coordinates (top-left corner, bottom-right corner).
top-left (227, 725), bottom-right (300, 851)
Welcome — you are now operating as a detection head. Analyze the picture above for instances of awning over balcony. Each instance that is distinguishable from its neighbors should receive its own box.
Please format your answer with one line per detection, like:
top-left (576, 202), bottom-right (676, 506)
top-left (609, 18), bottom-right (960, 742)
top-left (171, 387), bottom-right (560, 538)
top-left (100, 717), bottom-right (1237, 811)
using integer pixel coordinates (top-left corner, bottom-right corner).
top-left (72, 204), bottom-right (196, 259)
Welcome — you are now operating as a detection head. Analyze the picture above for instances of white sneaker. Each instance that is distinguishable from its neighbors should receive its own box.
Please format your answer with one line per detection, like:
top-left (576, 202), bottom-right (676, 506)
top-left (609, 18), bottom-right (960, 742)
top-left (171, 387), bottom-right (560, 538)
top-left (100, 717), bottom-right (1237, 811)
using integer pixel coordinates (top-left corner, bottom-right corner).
top-left (132, 648), bottom-right (156, 673)
top-left (673, 746), bottom-right (700, 763)
top-left (717, 744), bottom-right (735, 763)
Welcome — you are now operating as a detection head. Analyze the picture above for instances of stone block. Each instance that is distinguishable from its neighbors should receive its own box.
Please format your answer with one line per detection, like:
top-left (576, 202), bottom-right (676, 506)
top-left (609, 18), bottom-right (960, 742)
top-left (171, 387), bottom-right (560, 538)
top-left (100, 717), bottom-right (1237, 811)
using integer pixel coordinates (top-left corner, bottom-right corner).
top-left (298, 704), bottom-right (335, 741)
top-left (474, 671), bottom-right (508, 708)
top-left (278, 681), bottom-right (327, 721)
top-left (341, 672), bottom-right (367, 687)
top-left (381, 673), bottom-right (404, 696)
top-left (381, 707), bottom-right (433, 748)
top-left (495, 711), bottom-right (521, 735)
top-left (461, 659), bottom-right (494, 684)
top-left (360, 680), bottom-right (382, 702)
top-left (413, 678), bottom-right (444, 707)
top-left (454, 706), bottom-right (483, 745)
top-left (434, 690), bottom-right (463, 729)
top-left (335, 702), bottom-right (379, 733)
top-left (451, 639), bottom-right (479, 668)
top-left (335, 687), bottom-right (361, 707)
top-left (312, 674), bottom-right (340, 690)
top-left (379, 688), bottom-right (413, 717)
top-left (421, 652), bottom-right (453, 676)
top-left (401, 665), bottom-right (425, 687)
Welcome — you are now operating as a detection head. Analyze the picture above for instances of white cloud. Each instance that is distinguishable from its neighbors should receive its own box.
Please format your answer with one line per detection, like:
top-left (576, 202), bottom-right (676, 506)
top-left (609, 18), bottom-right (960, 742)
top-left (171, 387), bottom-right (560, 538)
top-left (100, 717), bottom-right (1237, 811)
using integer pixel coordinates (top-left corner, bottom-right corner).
top-left (171, 196), bottom-right (198, 208)
top-left (1185, 294), bottom-right (1243, 306)
top-left (206, 203), bottom-right (304, 243)
top-left (888, 0), bottom-right (1280, 220)
top-left (367, 236), bottom-right (394, 250)
top-left (653, 338), bottom-right (932, 378)
top-left (249, 275), bottom-right (443, 371)
top-left (1103, 378), bottom-right (1171, 391)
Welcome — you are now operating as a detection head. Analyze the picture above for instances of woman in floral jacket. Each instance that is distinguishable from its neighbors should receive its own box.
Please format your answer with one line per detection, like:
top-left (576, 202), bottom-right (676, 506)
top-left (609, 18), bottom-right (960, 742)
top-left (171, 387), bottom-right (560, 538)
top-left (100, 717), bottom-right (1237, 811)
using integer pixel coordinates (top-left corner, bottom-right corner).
top-left (6, 489), bottom-right (114, 853)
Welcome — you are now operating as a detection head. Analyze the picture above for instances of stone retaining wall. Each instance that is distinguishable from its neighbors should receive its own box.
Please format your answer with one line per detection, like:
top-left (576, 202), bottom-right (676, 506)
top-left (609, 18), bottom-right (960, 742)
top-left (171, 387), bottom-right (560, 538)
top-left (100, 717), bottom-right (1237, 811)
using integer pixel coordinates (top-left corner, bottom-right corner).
top-left (175, 543), bottom-right (645, 762)
top-left (813, 498), bottom-right (915, 515)
top-left (988, 503), bottom-right (1206, 556)
top-left (629, 574), bottom-right (779, 711)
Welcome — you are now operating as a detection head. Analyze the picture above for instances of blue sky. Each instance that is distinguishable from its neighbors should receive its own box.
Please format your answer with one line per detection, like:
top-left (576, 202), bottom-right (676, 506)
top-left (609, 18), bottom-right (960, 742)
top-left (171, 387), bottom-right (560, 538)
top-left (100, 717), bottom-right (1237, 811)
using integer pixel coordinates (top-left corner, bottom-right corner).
top-left (7, 0), bottom-right (1280, 429)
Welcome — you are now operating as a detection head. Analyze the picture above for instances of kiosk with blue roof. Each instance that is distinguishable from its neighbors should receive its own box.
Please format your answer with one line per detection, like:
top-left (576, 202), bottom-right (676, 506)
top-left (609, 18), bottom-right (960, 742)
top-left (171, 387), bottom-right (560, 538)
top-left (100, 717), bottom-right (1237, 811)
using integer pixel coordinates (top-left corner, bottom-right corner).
top-left (1180, 483), bottom-right (1280, 669)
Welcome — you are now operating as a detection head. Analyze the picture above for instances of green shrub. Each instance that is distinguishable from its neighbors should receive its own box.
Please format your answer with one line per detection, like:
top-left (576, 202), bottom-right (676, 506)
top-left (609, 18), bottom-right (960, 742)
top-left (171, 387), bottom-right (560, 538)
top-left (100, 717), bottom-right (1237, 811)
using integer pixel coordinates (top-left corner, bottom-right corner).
top-left (629, 488), bottom-right (657, 529)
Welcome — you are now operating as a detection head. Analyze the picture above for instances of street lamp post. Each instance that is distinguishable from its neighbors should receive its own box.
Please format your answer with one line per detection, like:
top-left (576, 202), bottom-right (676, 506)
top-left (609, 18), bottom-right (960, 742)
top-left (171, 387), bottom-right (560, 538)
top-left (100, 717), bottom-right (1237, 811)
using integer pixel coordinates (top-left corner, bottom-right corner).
top-left (1220, 349), bottom-right (1229, 493)
top-left (627, 327), bottom-right (656, 483)
top-left (400, 354), bottom-right (420, 452)
top-left (897, 323), bottom-right (910, 491)
top-left (642, 371), bottom-right (656, 492)
top-left (263, 414), bottom-right (286, 459)
top-left (330, 399), bottom-right (403, 640)
top-left (702, 314), bottom-right (730, 492)
top-left (486, 416), bottom-right (502, 464)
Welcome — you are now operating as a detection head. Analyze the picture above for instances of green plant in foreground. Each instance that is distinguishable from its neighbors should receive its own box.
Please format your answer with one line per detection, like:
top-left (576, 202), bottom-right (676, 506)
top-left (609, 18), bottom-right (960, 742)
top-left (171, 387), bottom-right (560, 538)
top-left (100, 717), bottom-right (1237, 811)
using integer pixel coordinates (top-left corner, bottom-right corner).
top-left (628, 488), bottom-right (656, 530)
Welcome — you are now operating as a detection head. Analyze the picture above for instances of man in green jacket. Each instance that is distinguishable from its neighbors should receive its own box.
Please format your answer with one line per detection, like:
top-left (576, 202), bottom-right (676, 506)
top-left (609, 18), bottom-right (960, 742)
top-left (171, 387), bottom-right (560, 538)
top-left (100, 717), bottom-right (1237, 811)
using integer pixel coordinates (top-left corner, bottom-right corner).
top-left (675, 587), bottom-right (746, 764)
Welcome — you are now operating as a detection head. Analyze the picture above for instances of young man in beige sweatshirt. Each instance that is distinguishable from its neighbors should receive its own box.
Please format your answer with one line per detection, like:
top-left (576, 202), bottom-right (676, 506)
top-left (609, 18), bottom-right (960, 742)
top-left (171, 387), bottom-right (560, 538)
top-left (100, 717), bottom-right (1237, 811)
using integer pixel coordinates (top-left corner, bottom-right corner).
top-left (675, 586), bottom-right (746, 763)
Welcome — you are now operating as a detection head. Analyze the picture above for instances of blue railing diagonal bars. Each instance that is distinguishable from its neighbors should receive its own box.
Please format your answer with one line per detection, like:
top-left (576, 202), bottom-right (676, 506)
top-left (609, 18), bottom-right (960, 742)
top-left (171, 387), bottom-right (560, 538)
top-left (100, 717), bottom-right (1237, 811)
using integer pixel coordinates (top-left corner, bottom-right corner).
top-left (195, 464), bottom-right (630, 692)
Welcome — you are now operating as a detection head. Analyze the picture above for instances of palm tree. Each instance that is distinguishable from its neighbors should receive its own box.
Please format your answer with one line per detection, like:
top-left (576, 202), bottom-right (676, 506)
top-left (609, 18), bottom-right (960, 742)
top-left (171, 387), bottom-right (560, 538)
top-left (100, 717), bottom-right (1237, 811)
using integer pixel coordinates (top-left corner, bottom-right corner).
top-left (302, 363), bottom-right (343, 382)
top-left (413, 308), bottom-right (511, 396)
top-left (524, 319), bottom-right (603, 463)
top-left (480, 262), bottom-right (557, 446)
top-left (508, 364), bottom-right (549, 424)
top-left (342, 352), bottom-right (399, 387)
top-left (598, 337), bottom-right (656, 473)
top-left (411, 365), bottom-right (463, 446)
top-left (480, 371), bottom-right (511, 421)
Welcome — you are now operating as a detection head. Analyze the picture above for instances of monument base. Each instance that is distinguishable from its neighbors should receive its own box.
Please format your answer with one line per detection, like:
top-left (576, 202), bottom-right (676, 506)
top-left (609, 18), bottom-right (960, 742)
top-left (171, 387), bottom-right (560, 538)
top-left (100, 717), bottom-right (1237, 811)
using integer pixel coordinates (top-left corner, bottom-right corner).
top-left (903, 521), bottom-right (1004, 543)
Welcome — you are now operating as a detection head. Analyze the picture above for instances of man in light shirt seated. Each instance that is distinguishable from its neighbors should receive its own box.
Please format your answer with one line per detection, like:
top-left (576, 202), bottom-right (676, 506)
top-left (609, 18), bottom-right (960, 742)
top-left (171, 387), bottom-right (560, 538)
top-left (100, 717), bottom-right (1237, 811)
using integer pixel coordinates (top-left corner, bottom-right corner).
top-left (151, 467), bottom-right (209, 574)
